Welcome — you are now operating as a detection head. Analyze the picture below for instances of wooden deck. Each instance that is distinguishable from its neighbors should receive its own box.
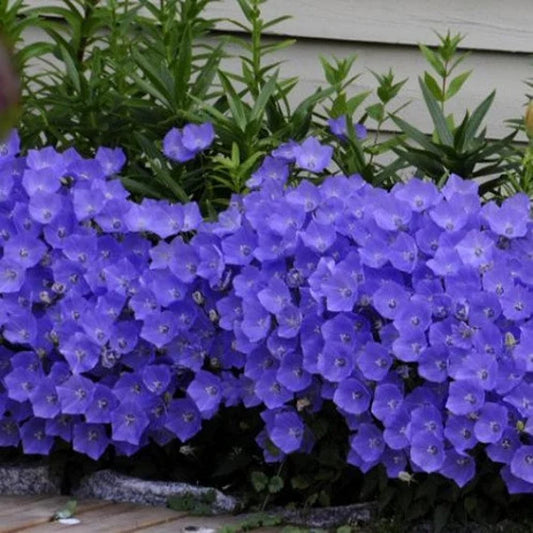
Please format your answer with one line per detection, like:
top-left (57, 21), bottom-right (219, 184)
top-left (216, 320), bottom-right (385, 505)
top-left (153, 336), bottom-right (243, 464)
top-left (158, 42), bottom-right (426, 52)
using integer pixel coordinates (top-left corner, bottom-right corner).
top-left (0, 495), bottom-right (283, 533)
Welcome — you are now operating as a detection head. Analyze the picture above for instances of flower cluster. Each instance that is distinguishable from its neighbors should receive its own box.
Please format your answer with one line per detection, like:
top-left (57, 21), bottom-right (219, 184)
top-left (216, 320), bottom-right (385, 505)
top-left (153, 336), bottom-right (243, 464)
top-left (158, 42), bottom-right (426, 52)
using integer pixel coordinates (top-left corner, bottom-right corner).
top-left (1, 126), bottom-right (533, 495)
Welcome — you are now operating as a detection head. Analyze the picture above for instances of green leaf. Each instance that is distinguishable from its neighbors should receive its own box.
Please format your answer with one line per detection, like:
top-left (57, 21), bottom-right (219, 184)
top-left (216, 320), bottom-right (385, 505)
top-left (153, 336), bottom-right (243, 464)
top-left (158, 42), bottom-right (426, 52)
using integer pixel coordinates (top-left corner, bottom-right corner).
top-left (393, 146), bottom-right (445, 177)
top-left (260, 39), bottom-right (297, 56)
top-left (250, 72), bottom-right (279, 122)
top-left (262, 15), bottom-right (292, 30)
top-left (251, 471), bottom-right (269, 492)
top-left (236, 0), bottom-right (254, 21)
top-left (419, 77), bottom-right (454, 146)
top-left (320, 56), bottom-right (337, 86)
top-left (423, 72), bottom-right (443, 102)
top-left (462, 91), bottom-right (496, 145)
top-left (373, 157), bottom-right (408, 186)
top-left (191, 44), bottom-right (223, 101)
top-left (346, 91), bottom-right (371, 115)
top-left (453, 111), bottom-right (471, 152)
top-left (366, 103), bottom-right (384, 122)
top-left (133, 132), bottom-right (188, 202)
top-left (268, 475), bottom-right (284, 494)
top-left (391, 115), bottom-right (441, 155)
top-left (218, 71), bottom-right (248, 131)
top-left (330, 93), bottom-right (348, 118)
top-left (58, 44), bottom-right (81, 94)
top-left (445, 70), bottom-right (471, 100)
top-left (419, 44), bottom-right (446, 77)
top-left (291, 86), bottom-right (334, 135)
top-left (173, 24), bottom-right (193, 107)
top-left (132, 51), bottom-right (172, 106)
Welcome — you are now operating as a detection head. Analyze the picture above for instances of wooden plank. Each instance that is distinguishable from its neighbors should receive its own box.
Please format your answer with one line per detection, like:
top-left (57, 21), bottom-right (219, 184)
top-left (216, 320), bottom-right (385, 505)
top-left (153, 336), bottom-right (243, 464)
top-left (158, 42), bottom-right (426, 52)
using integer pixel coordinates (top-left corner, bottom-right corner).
top-left (18, 502), bottom-right (188, 533)
top-left (0, 495), bottom-right (284, 533)
top-left (0, 494), bottom-right (57, 513)
top-left (0, 497), bottom-right (115, 532)
top-left (22, 0), bottom-right (533, 53)
top-left (0, 496), bottom-right (72, 532)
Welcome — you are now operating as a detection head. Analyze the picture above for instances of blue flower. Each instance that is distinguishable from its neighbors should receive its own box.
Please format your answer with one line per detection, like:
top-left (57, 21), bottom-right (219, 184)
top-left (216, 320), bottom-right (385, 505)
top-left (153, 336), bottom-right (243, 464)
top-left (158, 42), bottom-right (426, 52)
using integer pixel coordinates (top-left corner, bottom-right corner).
top-left (294, 137), bottom-right (333, 173)
top-left (333, 378), bottom-right (371, 415)
top-left (20, 418), bottom-right (54, 455)
top-left (511, 445), bottom-right (533, 484)
top-left (267, 410), bottom-right (305, 454)
top-left (56, 374), bottom-right (95, 415)
top-left (73, 422), bottom-right (109, 460)
top-left (328, 116), bottom-right (367, 141)
top-left (446, 380), bottom-right (485, 416)
top-left (350, 423), bottom-right (385, 463)
top-left (444, 414), bottom-right (476, 451)
top-left (440, 450), bottom-right (475, 488)
top-left (410, 432), bottom-right (445, 473)
top-left (187, 370), bottom-right (222, 418)
top-left (85, 384), bottom-right (119, 424)
top-left (165, 398), bottom-right (202, 442)
top-left (182, 122), bottom-right (215, 152)
top-left (163, 123), bottom-right (214, 163)
top-left (110, 401), bottom-right (150, 445)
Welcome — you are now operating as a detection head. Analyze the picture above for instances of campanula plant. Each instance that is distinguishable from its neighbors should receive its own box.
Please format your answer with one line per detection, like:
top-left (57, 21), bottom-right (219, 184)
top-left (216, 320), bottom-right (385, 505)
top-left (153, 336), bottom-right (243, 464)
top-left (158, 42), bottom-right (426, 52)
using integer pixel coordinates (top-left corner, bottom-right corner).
top-left (1, 121), bottom-right (533, 524)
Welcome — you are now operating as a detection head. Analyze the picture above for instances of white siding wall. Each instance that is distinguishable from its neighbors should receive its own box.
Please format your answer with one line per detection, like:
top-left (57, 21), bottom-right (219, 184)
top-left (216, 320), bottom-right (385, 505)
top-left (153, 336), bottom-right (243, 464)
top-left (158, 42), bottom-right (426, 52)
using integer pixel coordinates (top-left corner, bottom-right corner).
top-left (20, 0), bottom-right (532, 139)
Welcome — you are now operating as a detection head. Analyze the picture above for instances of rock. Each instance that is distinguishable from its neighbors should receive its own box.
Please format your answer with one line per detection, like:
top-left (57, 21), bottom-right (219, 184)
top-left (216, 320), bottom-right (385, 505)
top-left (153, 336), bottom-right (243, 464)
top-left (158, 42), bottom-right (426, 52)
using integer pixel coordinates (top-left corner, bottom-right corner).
top-left (277, 501), bottom-right (377, 528)
top-left (0, 460), bottom-right (62, 495)
top-left (73, 469), bottom-right (239, 514)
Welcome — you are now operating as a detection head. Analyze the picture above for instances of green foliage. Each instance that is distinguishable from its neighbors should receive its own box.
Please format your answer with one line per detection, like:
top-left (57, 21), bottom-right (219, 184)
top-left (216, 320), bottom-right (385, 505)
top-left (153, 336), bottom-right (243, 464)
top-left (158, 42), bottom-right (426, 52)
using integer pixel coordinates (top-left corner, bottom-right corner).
top-left (11, 0), bottom-right (332, 210)
top-left (17, 0), bottom-right (224, 204)
top-left (418, 31), bottom-right (471, 108)
top-left (499, 142), bottom-right (533, 199)
top-left (11, 0), bottom-right (518, 205)
top-left (389, 32), bottom-right (517, 193)
top-left (318, 57), bottom-right (407, 187)
top-left (0, 0), bottom-right (48, 70)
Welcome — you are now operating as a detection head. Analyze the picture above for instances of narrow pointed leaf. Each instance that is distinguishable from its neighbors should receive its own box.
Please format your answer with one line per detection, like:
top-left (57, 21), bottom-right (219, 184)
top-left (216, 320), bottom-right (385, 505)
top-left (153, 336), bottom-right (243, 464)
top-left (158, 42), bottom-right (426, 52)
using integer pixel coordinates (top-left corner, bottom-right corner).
top-left (391, 115), bottom-right (442, 155)
top-left (445, 70), bottom-right (471, 100)
top-left (419, 77), bottom-right (453, 146)
top-left (218, 71), bottom-right (248, 131)
top-left (462, 91), bottom-right (496, 143)
top-left (419, 44), bottom-right (446, 76)
top-left (250, 73), bottom-right (279, 122)
top-left (424, 72), bottom-right (443, 102)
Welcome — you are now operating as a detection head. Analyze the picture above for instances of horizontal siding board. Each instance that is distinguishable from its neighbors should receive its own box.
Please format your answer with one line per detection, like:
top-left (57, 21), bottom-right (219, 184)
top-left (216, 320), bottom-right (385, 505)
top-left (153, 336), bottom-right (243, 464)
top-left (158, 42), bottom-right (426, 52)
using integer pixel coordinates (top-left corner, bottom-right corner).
top-left (22, 0), bottom-right (533, 53)
top-left (207, 0), bottom-right (533, 54)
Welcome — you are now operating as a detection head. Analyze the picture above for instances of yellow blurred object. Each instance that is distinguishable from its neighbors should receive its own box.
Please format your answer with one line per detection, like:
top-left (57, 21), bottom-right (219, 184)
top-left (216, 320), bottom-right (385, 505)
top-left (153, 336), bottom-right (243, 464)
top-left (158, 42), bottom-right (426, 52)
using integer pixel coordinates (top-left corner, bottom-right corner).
top-left (0, 37), bottom-right (20, 140)
top-left (525, 100), bottom-right (533, 140)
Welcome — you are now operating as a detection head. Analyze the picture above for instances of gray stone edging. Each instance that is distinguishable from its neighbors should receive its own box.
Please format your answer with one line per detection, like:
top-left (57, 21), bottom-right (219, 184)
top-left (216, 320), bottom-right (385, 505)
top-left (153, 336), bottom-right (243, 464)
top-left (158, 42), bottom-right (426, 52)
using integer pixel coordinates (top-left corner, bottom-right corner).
top-left (0, 461), bottom-right (62, 495)
top-left (275, 501), bottom-right (377, 528)
top-left (72, 469), bottom-right (239, 514)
